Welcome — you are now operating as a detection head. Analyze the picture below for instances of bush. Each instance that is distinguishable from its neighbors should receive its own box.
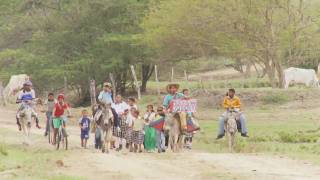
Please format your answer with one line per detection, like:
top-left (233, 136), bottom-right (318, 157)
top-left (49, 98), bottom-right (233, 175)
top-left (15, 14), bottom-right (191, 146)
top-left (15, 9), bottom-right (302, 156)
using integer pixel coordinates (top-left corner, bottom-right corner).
top-left (0, 144), bottom-right (8, 156)
top-left (261, 93), bottom-right (289, 104)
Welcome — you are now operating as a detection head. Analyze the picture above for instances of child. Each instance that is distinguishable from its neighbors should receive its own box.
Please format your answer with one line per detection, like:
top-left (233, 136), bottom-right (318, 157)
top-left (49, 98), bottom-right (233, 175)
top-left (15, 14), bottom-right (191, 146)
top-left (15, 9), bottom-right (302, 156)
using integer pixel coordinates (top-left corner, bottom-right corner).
top-left (79, 109), bottom-right (90, 148)
top-left (127, 97), bottom-right (138, 110)
top-left (112, 95), bottom-right (129, 151)
top-left (143, 105), bottom-right (157, 152)
top-left (125, 107), bottom-right (136, 151)
top-left (149, 107), bottom-right (166, 153)
top-left (132, 110), bottom-right (144, 153)
top-left (52, 94), bottom-right (70, 145)
top-left (16, 80), bottom-right (41, 130)
top-left (44, 93), bottom-right (56, 136)
top-left (143, 105), bottom-right (156, 122)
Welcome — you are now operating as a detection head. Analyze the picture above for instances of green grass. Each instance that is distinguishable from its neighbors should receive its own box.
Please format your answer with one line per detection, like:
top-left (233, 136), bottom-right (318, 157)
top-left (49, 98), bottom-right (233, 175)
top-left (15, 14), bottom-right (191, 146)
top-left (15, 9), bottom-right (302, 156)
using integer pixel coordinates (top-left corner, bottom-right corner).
top-left (0, 129), bottom-right (84, 180)
top-left (192, 107), bottom-right (320, 164)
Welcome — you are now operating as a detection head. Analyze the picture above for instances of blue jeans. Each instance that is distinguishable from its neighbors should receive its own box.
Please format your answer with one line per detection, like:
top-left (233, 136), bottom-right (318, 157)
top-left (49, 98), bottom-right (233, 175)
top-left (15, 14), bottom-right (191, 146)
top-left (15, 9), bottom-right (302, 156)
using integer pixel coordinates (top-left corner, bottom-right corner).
top-left (217, 112), bottom-right (248, 136)
top-left (45, 111), bottom-right (53, 134)
top-left (156, 130), bottom-right (165, 151)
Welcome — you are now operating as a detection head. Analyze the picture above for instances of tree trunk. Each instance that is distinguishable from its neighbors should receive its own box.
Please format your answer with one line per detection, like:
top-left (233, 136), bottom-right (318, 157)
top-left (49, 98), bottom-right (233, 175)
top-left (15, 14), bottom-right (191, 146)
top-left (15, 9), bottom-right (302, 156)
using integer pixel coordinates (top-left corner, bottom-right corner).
top-left (141, 64), bottom-right (154, 93)
top-left (265, 62), bottom-right (277, 88)
top-left (275, 60), bottom-right (285, 88)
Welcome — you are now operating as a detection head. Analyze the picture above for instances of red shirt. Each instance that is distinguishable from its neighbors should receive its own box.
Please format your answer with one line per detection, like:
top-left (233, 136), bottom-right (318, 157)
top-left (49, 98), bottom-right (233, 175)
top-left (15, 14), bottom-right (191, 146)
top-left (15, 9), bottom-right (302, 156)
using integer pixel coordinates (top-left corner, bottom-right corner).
top-left (54, 103), bottom-right (68, 117)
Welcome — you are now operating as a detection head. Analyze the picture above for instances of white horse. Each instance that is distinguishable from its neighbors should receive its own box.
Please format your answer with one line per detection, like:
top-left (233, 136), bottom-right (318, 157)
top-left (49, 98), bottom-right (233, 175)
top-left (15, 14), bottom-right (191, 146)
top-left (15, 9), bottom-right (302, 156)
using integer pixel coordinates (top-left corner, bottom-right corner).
top-left (225, 110), bottom-right (238, 153)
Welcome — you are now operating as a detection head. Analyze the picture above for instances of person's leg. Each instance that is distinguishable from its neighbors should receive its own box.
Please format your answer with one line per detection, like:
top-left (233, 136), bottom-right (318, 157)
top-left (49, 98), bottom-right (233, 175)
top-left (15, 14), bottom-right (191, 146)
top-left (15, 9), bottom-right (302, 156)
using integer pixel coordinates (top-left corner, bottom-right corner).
top-left (32, 110), bottom-right (41, 129)
top-left (84, 139), bottom-right (88, 148)
top-left (45, 112), bottom-right (50, 135)
top-left (81, 138), bottom-right (84, 147)
top-left (16, 113), bottom-right (21, 131)
top-left (156, 130), bottom-right (161, 152)
top-left (239, 114), bottom-right (249, 137)
top-left (160, 131), bottom-right (166, 151)
top-left (217, 115), bottom-right (226, 139)
top-left (53, 128), bottom-right (58, 144)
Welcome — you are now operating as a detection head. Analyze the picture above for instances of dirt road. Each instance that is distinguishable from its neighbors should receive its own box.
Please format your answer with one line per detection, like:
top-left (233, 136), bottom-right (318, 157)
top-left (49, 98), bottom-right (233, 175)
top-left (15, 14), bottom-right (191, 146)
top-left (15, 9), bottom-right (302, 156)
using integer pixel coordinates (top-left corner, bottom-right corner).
top-left (1, 108), bottom-right (320, 180)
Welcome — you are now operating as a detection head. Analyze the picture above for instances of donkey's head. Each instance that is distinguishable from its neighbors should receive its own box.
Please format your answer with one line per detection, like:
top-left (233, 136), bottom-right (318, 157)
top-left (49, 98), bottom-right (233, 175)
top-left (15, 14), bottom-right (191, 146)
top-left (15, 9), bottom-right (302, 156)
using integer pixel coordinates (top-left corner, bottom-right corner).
top-left (100, 103), bottom-right (113, 126)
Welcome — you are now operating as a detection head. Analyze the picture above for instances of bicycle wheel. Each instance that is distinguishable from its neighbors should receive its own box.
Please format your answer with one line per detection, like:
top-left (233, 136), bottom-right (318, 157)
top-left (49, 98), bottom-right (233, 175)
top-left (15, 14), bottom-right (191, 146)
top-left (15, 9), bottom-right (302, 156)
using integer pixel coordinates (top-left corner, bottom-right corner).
top-left (62, 128), bottom-right (68, 150)
top-left (48, 128), bottom-right (51, 144)
top-left (56, 129), bottom-right (62, 150)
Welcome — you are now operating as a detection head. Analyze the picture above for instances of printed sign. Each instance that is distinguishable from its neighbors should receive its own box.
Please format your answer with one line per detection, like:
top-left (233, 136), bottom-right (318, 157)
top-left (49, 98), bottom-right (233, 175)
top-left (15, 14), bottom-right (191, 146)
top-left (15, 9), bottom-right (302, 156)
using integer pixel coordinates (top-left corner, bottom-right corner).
top-left (171, 99), bottom-right (197, 113)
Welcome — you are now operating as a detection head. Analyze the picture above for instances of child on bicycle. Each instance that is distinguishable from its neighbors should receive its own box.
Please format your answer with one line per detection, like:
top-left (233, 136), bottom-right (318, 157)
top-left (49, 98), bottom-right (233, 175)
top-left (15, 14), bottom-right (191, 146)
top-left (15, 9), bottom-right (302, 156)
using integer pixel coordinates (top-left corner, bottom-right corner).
top-left (52, 94), bottom-right (70, 145)
top-left (79, 109), bottom-right (90, 148)
top-left (44, 92), bottom-right (56, 136)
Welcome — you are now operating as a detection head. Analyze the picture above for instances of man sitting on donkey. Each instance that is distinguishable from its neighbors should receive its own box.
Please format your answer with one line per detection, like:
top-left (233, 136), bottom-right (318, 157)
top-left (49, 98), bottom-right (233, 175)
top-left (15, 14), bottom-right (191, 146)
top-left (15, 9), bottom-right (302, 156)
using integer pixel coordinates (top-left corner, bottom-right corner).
top-left (162, 83), bottom-right (188, 131)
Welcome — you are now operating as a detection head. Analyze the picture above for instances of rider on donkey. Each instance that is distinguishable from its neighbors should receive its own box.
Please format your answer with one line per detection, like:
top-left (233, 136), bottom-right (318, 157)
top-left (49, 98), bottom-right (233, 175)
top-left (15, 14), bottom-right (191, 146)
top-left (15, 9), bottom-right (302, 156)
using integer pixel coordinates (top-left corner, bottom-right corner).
top-left (16, 80), bottom-right (40, 131)
top-left (163, 83), bottom-right (187, 131)
top-left (216, 88), bottom-right (249, 139)
top-left (95, 82), bottom-right (118, 149)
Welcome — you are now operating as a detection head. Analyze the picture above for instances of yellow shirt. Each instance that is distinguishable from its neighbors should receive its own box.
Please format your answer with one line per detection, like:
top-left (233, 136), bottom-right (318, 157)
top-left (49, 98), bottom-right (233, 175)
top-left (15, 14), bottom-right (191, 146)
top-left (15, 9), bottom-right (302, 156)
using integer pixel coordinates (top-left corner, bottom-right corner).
top-left (223, 96), bottom-right (241, 109)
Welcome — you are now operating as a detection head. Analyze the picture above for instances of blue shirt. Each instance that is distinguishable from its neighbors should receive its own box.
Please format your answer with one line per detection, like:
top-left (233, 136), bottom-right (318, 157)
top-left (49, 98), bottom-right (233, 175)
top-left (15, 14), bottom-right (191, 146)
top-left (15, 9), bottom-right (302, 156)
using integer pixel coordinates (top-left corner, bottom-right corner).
top-left (98, 91), bottom-right (113, 104)
top-left (80, 117), bottom-right (90, 133)
top-left (163, 93), bottom-right (184, 108)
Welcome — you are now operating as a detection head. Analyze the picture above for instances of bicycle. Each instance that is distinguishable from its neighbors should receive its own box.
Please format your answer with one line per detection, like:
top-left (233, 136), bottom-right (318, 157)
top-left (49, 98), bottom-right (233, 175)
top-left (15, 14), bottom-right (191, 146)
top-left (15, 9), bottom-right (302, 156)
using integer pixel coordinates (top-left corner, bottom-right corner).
top-left (55, 117), bottom-right (69, 150)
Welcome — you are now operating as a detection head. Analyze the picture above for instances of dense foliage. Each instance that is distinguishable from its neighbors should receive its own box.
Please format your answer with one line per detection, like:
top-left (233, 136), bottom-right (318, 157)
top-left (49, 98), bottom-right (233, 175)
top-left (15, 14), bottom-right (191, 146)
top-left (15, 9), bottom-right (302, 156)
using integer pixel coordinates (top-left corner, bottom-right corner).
top-left (0, 0), bottom-right (320, 103)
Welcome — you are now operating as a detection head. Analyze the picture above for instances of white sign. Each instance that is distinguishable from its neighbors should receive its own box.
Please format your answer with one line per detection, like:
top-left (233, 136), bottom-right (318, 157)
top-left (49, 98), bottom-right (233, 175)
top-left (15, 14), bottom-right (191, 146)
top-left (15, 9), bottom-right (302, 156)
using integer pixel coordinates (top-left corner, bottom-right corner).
top-left (171, 99), bottom-right (197, 113)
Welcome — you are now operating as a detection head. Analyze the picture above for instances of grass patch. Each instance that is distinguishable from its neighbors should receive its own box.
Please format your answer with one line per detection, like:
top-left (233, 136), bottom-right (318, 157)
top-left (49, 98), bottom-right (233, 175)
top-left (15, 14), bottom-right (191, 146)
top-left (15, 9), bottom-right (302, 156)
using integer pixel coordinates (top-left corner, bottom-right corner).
top-left (261, 92), bottom-right (289, 104)
top-left (0, 143), bottom-right (8, 156)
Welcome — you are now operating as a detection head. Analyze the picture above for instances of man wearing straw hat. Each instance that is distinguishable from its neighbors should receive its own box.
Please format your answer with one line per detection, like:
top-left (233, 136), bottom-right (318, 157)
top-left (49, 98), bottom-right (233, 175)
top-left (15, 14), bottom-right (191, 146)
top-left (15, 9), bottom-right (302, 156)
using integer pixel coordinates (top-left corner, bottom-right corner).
top-left (163, 83), bottom-right (187, 131)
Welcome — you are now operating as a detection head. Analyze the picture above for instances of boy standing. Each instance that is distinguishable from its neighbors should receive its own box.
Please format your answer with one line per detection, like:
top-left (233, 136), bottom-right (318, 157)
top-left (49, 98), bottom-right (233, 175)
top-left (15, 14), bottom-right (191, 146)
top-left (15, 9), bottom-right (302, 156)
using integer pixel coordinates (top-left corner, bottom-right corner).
top-left (79, 109), bottom-right (90, 148)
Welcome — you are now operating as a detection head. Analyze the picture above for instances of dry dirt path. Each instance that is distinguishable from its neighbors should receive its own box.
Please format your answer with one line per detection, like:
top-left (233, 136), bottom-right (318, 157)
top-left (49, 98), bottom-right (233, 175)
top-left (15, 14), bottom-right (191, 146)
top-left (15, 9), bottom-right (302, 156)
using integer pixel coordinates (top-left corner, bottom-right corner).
top-left (0, 107), bottom-right (320, 180)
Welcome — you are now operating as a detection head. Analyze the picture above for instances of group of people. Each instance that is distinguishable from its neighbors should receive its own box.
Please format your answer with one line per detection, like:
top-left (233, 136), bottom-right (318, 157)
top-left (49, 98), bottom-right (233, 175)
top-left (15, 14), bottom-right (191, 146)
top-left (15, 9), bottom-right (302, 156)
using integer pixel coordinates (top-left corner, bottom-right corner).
top-left (15, 79), bottom-right (249, 152)
top-left (88, 82), bottom-right (199, 153)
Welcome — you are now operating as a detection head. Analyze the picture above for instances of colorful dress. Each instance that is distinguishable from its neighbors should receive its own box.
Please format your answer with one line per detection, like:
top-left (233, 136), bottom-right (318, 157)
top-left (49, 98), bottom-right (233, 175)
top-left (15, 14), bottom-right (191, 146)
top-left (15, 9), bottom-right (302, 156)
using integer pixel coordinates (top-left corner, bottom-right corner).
top-left (132, 117), bottom-right (144, 145)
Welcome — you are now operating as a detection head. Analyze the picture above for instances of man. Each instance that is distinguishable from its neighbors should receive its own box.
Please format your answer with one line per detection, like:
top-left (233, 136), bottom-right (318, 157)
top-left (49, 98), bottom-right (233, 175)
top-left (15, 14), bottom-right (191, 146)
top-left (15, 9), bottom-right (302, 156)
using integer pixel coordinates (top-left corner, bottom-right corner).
top-left (163, 83), bottom-right (184, 110)
top-left (98, 82), bottom-right (113, 104)
top-left (16, 80), bottom-right (40, 130)
top-left (216, 88), bottom-right (249, 139)
top-left (163, 83), bottom-right (187, 131)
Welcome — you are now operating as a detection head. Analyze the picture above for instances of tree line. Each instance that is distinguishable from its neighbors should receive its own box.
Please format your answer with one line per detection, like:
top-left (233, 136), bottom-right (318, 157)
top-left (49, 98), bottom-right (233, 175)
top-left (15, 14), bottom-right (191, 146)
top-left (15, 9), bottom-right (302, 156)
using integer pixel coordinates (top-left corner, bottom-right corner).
top-left (0, 0), bottom-right (319, 104)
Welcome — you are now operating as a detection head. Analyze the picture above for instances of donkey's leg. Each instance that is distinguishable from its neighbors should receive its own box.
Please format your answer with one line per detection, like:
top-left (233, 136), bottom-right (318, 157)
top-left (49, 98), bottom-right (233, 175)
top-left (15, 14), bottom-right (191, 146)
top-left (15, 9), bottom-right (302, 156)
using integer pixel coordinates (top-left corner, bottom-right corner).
top-left (228, 133), bottom-right (233, 153)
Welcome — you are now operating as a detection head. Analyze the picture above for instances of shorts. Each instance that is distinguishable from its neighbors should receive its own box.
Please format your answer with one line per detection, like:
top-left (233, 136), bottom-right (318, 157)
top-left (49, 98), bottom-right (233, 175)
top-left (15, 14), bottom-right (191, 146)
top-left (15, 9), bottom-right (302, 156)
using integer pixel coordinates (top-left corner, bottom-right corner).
top-left (53, 117), bottom-right (63, 129)
top-left (81, 130), bottom-right (90, 140)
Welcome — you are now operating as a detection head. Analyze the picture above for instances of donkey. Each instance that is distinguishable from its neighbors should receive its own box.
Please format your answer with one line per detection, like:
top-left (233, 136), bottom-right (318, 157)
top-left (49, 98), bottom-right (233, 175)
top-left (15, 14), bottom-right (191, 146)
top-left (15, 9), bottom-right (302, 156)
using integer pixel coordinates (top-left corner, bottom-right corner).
top-left (165, 113), bottom-right (185, 152)
top-left (225, 110), bottom-right (238, 153)
top-left (94, 103), bottom-right (114, 153)
top-left (19, 107), bottom-right (33, 144)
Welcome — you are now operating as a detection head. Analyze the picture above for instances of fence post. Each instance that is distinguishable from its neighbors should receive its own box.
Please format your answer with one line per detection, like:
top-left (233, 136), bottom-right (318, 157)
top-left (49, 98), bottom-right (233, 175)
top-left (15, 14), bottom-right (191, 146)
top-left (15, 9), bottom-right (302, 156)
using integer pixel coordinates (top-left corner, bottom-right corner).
top-left (109, 73), bottom-right (116, 102)
top-left (130, 65), bottom-right (141, 99)
top-left (155, 65), bottom-right (160, 95)
top-left (171, 67), bottom-right (174, 82)
top-left (89, 79), bottom-right (97, 106)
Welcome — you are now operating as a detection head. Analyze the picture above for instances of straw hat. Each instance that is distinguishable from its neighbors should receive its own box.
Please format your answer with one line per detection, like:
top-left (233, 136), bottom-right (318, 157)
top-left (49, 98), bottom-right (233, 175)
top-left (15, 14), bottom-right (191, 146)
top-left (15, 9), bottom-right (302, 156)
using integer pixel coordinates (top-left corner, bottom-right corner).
top-left (103, 82), bottom-right (112, 88)
top-left (166, 83), bottom-right (180, 93)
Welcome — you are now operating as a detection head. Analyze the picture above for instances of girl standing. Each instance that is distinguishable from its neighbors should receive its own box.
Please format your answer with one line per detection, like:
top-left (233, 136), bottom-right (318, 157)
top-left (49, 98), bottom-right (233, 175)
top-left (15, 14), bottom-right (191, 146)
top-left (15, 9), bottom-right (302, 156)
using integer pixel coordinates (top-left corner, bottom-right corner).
top-left (143, 105), bottom-right (157, 152)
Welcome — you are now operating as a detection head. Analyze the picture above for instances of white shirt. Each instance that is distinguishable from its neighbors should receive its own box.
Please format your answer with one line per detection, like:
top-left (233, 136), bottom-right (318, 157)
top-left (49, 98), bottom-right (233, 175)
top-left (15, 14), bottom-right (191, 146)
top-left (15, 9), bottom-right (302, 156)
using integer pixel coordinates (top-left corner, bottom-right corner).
top-left (126, 113), bottom-right (134, 127)
top-left (112, 101), bottom-right (129, 115)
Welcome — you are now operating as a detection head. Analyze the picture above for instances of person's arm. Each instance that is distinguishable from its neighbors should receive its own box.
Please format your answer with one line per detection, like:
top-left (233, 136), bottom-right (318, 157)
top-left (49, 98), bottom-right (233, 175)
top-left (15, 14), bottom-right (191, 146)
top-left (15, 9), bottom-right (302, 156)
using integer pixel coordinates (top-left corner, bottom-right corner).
top-left (98, 91), bottom-right (103, 102)
top-left (52, 105), bottom-right (56, 118)
top-left (223, 97), bottom-right (229, 109)
top-left (163, 95), bottom-right (169, 109)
